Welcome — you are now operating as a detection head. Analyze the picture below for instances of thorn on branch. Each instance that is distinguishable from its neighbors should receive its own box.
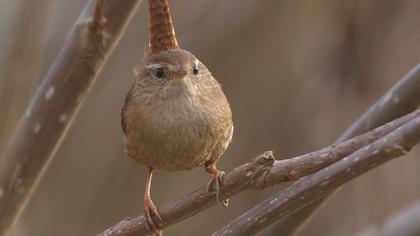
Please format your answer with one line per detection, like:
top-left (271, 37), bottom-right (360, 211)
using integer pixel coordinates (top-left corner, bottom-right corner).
top-left (81, 0), bottom-right (110, 74)
top-left (90, 0), bottom-right (108, 46)
top-left (93, 0), bottom-right (107, 30)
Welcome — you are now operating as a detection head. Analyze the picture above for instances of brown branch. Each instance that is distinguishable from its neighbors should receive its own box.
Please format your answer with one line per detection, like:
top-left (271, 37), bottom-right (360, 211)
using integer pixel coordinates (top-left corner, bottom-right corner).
top-left (272, 63), bottom-right (420, 236)
top-left (340, 64), bottom-right (420, 140)
top-left (212, 112), bottom-right (420, 236)
top-left (0, 0), bottom-right (143, 235)
top-left (97, 108), bottom-right (419, 235)
top-left (263, 110), bottom-right (419, 186)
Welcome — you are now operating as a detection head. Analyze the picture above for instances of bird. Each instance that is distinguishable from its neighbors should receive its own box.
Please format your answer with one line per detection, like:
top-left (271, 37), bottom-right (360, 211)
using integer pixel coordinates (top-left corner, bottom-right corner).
top-left (120, 0), bottom-right (233, 235)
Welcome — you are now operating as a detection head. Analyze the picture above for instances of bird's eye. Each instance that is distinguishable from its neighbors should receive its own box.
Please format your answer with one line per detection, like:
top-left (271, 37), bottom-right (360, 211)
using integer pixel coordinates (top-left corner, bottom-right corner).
top-left (193, 66), bottom-right (199, 76)
top-left (153, 67), bottom-right (166, 79)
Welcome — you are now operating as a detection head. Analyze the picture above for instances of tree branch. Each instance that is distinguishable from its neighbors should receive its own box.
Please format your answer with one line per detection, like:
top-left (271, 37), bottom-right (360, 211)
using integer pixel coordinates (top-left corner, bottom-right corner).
top-left (341, 64), bottom-right (420, 140)
top-left (271, 63), bottom-right (420, 236)
top-left (97, 106), bottom-right (419, 236)
top-left (0, 0), bottom-right (142, 235)
top-left (212, 111), bottom-right (420, 236)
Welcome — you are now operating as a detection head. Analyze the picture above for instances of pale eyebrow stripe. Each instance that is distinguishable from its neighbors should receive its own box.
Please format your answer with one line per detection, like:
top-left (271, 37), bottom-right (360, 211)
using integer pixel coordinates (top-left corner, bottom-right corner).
top-left (145, 63), bottom-right (162, 70)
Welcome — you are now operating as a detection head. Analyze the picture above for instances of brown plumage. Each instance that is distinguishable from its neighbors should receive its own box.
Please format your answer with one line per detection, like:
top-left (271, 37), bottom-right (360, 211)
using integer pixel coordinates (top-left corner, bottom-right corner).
top-left (120, 0), bottom-right (233, 235)
top-left (122, 49), bottom-right (232, 172)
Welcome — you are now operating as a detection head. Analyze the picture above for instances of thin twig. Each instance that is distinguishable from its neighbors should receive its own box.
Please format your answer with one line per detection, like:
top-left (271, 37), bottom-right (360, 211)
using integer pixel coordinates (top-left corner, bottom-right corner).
top-left (272, 63), bottom-right (420, 236)
top-left (97, 110), bottom-right (419, 236)
top-left (0, 0), bottom-right (142, 235)
top-left (212, 113), bottom-right (420, 236)
top-left (263, 110), bottom-right (419, 186)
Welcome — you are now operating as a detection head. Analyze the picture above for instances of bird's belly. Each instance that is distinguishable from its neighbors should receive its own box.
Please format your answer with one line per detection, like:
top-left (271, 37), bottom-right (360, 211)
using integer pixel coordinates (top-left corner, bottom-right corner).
top-left (125, 112), bottom-right (217, 171)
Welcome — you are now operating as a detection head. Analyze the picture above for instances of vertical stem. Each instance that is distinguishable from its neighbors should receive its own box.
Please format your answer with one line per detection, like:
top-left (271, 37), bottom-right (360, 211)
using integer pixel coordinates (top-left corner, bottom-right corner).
top-left (0, 1), bottom-right (142, 235)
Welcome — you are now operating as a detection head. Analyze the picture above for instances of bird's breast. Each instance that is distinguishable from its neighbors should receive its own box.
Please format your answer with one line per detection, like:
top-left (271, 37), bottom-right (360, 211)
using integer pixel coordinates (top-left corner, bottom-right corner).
top-left (124, 92), bottom-right (225, 171)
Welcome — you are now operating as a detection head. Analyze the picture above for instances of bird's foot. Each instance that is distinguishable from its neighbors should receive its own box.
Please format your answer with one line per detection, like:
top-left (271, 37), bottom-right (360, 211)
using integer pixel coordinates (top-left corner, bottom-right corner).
top-left (207, 170), bottom-right (229, 207)
top-left (144, 199), bottom-right (164, 236)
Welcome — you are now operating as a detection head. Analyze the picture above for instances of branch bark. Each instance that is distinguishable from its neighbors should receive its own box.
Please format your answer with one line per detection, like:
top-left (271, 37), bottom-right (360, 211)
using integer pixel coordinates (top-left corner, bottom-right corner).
top-left (271, 63), bottom-right (420, 236)
top-left (0, 0), bottom-right (142, 235)
top-left (97, 107), bottom-right (419, 236)
top-left (212, 111), bottom-right (420, 236)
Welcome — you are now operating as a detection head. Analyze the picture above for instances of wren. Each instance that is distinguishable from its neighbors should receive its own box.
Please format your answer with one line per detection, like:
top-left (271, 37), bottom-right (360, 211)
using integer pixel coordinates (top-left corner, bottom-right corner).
top-left (120, 0), bottom-right (233, 235)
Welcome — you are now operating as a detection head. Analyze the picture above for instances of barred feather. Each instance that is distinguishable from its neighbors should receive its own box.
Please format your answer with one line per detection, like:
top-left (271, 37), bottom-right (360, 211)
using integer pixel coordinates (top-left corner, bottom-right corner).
top-left (148, 0), bottom-right (179, 54)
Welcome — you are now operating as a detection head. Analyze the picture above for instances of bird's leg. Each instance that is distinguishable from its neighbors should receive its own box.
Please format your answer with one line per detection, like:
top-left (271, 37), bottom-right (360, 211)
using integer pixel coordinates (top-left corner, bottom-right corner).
top-left (144, 167), bottom-right (164, 236)
top-left (205, 160), bottom-right (229, 207)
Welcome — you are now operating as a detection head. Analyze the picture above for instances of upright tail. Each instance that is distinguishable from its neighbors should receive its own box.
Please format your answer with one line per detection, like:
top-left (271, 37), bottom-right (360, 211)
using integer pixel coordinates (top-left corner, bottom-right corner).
top-left (148, 0), bottom-right (179, 55)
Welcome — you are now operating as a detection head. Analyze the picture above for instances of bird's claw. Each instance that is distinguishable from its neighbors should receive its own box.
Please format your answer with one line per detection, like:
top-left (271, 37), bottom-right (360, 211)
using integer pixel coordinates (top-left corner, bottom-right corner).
top-left (207, 170), bottom-right (229, 207)
top-left (144, 202), bottom-right (164, 236)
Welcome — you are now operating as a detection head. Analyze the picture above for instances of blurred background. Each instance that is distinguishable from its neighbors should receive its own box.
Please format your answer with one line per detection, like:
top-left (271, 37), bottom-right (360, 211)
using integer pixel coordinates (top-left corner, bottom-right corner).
top-left (1, 0), bottom-right (420, 235)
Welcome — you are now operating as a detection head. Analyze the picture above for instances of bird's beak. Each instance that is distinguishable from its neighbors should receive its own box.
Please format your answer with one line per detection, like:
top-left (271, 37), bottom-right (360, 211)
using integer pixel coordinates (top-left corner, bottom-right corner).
top-left (171, 67), bottom-right (188, 80)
